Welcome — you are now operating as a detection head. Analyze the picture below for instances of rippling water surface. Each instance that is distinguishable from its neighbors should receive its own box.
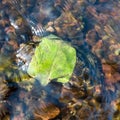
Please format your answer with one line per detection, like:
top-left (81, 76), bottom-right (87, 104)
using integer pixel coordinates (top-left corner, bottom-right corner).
top-left (0, 0), bottom-right (120, 119)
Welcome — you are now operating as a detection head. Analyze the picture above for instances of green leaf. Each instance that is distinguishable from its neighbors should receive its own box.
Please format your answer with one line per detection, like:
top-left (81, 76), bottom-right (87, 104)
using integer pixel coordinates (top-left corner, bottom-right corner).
top-left (27, 34), bottom-right (76, 86)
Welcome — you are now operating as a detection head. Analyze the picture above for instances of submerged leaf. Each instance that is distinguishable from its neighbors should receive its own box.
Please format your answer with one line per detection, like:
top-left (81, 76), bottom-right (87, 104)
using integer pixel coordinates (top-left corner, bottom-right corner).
top-left (34, 101), bottom-right (60, 120)
top-left (27, 34), bottom-right (76, 86)
top-left (0, 54), bottom-right (13, 71)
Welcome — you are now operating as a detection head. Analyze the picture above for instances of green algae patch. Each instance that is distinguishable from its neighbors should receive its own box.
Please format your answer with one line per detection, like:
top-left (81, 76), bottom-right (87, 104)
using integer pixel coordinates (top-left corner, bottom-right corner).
top-left (27, 34), bottom-right (76, 86)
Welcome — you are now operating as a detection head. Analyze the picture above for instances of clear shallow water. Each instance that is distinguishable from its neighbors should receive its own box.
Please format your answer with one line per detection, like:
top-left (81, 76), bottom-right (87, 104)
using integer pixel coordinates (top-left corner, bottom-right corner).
top-left (0, 0), bottom-right (120, 119)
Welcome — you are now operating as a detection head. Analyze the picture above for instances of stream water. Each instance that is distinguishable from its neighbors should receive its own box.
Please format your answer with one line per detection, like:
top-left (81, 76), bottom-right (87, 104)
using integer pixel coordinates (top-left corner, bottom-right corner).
top-left (0, 0), bottom-right (120, 120)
